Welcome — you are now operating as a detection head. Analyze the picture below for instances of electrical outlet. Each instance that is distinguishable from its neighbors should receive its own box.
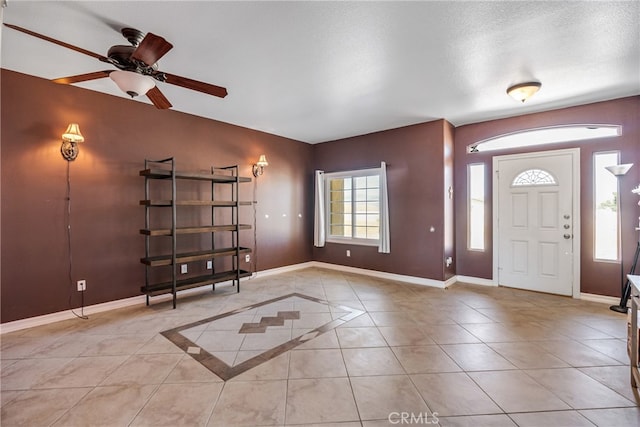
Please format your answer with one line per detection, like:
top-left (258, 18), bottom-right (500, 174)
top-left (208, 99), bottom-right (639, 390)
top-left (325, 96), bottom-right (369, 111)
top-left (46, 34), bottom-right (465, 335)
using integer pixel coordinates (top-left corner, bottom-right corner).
top-left (245, 254), bottom-right (251, 263)
top-left (181, 264), bottom-right (188, 274)
top-left (346, 250), bottom-right (351, 257)
top-left (77, 279), bottom-right (86, 292)
top-left (206, 260), bottom-right (213, 270)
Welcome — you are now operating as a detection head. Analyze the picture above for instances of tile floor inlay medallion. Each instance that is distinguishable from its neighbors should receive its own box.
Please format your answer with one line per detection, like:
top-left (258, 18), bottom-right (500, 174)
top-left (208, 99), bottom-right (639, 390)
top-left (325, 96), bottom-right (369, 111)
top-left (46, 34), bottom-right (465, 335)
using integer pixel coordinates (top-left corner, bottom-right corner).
top-left (161, 293), bottom-right (364, 380)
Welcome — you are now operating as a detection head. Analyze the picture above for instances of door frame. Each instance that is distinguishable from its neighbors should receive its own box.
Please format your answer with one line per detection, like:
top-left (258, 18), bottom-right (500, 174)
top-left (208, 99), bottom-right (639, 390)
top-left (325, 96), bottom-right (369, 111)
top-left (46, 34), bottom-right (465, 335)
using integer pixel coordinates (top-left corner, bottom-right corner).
top-left (492, 148), bottom-right (581, 298)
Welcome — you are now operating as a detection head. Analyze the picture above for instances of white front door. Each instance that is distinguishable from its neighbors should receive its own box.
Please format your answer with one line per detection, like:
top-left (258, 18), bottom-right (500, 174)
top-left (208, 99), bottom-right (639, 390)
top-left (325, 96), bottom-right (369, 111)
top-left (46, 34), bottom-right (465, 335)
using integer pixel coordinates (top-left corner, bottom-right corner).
top-left (494, 149), bottom-right (579, 296)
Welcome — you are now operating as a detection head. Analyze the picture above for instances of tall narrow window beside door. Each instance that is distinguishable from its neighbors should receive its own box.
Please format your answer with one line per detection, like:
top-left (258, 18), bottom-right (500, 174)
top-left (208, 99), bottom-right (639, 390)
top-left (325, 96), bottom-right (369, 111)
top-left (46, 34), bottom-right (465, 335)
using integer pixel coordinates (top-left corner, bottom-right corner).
top-left (468, 163), bottom-right (485, 250)
top-left (593, 151), bottom-right (620, 261)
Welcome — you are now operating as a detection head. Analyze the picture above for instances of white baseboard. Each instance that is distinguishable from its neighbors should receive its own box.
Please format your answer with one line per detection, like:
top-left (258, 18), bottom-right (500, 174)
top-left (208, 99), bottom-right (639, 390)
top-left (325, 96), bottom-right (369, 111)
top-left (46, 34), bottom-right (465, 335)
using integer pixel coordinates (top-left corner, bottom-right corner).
top-left (0, 279), bottom-right (239, 335)
top-left (252, 261), bottom-right (316, 278)
top-left (1, 261), bottom-right (450, 334)
top-left (0, 295), bottom-right (145, 335)
top-left (2, 261), bottom-right (617, 334)
top-left (309, 261), bottom-right (452, 289)
top-left (580, 292), bottom-right (620, 305)
top-left (455, 275), bottom-right (498, 287)
top-left (0, 264), bottom-right (323, 334)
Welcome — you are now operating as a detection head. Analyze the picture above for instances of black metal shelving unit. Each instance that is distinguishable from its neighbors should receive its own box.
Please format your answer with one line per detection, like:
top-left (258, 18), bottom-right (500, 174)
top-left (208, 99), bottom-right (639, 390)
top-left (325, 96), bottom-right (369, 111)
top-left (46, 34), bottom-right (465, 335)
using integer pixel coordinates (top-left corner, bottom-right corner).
top-left (140, 158), bottom-right (251, 308)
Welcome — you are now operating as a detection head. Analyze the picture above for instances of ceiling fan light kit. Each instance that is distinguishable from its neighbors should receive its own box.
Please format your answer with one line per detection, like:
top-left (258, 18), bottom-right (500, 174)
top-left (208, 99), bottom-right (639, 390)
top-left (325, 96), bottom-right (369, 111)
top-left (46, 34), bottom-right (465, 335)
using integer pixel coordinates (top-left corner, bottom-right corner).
top-left (507, 81), bottom-right (542, 103)
top-left (4, 23), bottom-right (228, 109)
top-left (110, 70), bottom-right (155, 97)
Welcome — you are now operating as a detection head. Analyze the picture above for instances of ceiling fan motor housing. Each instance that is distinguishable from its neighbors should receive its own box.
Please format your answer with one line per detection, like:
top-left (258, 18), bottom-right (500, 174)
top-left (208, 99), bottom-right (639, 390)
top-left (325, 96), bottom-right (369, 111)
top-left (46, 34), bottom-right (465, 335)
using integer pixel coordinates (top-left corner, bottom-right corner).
top-left (107, 45), bottom-right (162, 79)
top-left (107, 45), bottom-right (136, 69)
top-left (121, 28), bottom-right (145, 47)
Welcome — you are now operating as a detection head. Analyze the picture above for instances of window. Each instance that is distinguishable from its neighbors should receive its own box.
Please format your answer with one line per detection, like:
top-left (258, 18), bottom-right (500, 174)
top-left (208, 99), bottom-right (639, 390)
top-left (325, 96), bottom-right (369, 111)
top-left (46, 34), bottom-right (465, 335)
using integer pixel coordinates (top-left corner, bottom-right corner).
top-left (326, 170), bottom-right (380, 245)
top-left (314, 164), bottom-right (389, 252)
top-left (468, 163), bottom-right (485, 250)
top-left (594, 152), bottom-right (620, 261)
top-left (468, 124), bottom-right (621, 153)
top-left (512, 169), bottom-right (556, 186)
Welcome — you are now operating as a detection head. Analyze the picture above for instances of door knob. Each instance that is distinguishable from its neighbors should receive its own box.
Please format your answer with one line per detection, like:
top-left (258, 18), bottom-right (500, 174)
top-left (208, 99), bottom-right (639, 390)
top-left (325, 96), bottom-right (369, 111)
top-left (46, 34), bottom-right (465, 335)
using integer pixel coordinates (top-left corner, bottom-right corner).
top-left (563, 234), bottom-right (571, 239)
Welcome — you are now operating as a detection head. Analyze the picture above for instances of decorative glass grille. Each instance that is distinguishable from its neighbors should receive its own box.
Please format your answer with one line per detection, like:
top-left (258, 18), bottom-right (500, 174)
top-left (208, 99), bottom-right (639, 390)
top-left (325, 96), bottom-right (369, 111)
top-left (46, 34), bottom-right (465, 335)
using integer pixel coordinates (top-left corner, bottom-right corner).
top-left (512, 169), bottom-right (556, 186)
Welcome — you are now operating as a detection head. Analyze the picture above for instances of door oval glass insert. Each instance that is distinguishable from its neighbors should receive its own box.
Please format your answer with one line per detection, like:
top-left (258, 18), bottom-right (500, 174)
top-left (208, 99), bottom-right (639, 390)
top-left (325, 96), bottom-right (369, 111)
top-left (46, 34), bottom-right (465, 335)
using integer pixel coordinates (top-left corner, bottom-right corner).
top-left (512, 168), bottom-right (557, 186)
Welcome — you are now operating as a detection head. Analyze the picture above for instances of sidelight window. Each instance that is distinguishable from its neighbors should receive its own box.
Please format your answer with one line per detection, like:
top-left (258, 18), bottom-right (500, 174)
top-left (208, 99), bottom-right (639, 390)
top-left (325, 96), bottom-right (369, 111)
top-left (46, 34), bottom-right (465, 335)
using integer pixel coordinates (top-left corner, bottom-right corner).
top-left (594, 152), bottom-right (620, 261)
top-left (468, 163), bottom-right (485, 250)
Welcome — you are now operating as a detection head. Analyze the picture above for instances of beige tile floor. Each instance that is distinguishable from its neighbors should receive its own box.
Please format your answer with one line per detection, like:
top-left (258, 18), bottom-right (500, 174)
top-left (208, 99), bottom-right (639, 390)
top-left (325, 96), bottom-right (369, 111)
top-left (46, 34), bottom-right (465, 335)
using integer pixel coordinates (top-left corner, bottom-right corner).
top-left (2, 267), bottom-right (640, 426)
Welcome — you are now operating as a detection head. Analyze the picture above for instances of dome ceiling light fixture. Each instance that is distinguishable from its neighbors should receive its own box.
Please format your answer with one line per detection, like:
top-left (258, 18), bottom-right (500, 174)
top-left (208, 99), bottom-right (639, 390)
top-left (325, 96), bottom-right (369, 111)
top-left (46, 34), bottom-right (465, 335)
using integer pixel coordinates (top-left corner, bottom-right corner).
top-left (109, 70), bottom-right (156, 98)
top-left (507, 81), bottom-right (542, 103)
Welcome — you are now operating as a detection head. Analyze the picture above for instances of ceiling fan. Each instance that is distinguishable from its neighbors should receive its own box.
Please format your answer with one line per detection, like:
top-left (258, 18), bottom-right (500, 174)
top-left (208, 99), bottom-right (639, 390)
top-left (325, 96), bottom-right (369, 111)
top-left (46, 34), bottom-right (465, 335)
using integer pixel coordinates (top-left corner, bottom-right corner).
top-left (4, 23), bottom-right (228, 109)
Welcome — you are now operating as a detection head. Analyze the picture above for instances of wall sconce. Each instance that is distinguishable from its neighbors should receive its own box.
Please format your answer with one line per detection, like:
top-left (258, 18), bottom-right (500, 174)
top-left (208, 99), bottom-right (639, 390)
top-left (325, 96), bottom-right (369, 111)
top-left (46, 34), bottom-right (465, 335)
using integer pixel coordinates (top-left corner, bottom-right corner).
top-left (252, 155), bottom-right (269, 177)
top-left (507, 81), bottom-right (542, 103)
top-left (61, 123), bottom-right (85, 161)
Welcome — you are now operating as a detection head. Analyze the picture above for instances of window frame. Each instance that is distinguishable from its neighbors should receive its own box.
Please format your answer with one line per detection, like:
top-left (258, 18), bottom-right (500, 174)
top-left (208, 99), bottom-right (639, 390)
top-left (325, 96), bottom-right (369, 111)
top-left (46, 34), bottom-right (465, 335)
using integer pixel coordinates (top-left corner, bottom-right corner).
top-left (593, 150), bottom-right (621, 262)
top-left (467, 163), bottom-right (485, 251)
top-left (324, 168), bottom-right (382, 246)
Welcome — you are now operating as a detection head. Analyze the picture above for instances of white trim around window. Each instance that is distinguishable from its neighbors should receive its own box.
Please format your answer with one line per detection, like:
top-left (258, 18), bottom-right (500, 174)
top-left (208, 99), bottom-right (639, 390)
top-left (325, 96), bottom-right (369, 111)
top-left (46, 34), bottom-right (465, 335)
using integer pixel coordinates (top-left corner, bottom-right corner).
top-left (317, 163), bottom-right (390, 252)
top-left (324, 168), bottom-right (381, 246)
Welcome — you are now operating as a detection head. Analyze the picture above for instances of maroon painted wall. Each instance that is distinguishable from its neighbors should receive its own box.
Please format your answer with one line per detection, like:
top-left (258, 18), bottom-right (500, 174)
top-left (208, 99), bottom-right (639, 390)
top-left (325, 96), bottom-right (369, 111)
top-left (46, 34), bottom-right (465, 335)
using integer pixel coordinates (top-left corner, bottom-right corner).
top-left (2, 69), bottom-right (637, 324)
top-left (1, 70), bottom-right (313, 323)
top-left (454, 96), bottom-right (640, 297)
top-left (312, 120), bottom-right (452, 281)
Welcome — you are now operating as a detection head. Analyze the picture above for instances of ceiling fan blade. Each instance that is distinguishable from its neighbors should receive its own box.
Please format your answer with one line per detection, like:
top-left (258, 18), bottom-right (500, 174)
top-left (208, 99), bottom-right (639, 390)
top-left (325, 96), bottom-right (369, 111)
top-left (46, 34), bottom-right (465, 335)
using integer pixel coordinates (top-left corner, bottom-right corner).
top-left (146, 86), bottom-right (173, 109)
top-left (130, 32), bottom-right (173, 66)
top-left (164, 73), bottom-right (228, 98)
top-left (4, 23), bottom-right (109, 62)
top-left (52, 70), bottom-right (112, 84)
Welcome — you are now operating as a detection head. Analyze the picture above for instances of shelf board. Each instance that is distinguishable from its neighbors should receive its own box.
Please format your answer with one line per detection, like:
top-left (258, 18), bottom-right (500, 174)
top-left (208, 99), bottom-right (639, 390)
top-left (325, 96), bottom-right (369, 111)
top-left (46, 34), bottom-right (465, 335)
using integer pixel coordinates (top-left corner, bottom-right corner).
top-left (140, 200), bottom-right (252, 207)
top-left (140, 168), bottom-right (251, 183)
top-left (140, 224), bottom-right (251, 236)
top-left (141, 247), bottom-right (251, 266)
top-left (141, 269), bottom-right (252, 296)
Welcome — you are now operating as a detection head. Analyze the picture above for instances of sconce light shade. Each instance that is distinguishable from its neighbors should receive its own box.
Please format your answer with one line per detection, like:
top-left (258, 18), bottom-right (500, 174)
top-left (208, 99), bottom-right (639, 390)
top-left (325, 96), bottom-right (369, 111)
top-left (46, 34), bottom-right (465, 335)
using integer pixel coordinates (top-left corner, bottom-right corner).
top-left (109, 70), bottom-right (155, 98)
top-left (605, 163), bottom-right (634, 177)
top-left (507, 81), bottom-right (542, 103)
top-left (61, 123), bottom-right (84, 161)
top-left (62, 123), bottom-right (85, 143)
top-left (253, 155), bottom-right (269, 177)
top-left (256, 155), bottom-right (269, 167)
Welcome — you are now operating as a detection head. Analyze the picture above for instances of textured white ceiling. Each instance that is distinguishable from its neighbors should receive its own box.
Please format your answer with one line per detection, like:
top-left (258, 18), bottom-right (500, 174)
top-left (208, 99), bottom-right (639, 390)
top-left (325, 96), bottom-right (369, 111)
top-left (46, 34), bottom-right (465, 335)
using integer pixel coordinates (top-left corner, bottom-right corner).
top-left (2, 1), bottom-right (639, 143)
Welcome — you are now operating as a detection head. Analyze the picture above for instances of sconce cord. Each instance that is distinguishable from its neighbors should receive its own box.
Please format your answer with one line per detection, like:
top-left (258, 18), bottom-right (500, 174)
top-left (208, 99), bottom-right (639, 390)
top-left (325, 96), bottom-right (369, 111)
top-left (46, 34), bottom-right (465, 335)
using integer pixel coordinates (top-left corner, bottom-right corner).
top-left (66, 161), bottom-right (88, 320)
top-left (252, 177), bottom-right (259, 278)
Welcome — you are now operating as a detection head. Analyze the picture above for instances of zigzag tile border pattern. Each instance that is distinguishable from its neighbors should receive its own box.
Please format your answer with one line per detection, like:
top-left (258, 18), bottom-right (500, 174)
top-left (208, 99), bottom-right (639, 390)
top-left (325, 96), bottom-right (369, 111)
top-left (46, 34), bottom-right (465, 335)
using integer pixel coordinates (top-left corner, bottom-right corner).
top-left (239, 311), bottom-right (301, 333)
top-left (161, 293), bottom-right (364, 381)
